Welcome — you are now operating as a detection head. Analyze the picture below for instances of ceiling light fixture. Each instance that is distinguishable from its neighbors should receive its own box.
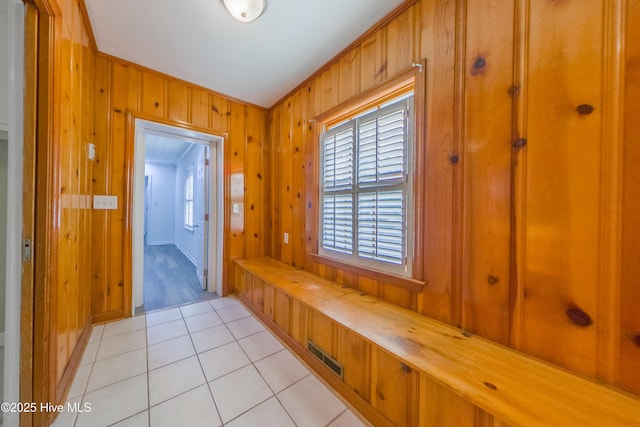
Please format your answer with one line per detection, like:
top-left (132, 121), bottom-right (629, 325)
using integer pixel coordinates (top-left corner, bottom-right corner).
top-left (221, 0), bottom-right (268, 23)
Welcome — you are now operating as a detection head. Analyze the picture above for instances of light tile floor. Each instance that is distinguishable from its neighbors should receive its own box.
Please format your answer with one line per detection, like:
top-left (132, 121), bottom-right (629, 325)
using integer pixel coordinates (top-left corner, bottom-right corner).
top-left (52, 296), bottom-right (368, 427)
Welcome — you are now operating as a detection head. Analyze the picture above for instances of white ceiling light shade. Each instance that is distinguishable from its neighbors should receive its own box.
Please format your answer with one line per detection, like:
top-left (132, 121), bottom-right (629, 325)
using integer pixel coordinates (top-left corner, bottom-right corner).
top-left (221, 0), bottom-right (268, 23)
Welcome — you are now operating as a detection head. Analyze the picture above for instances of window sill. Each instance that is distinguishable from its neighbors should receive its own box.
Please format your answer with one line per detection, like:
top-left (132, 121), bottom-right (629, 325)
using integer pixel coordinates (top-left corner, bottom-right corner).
top-left (309, 253), bottom-right (426, 293)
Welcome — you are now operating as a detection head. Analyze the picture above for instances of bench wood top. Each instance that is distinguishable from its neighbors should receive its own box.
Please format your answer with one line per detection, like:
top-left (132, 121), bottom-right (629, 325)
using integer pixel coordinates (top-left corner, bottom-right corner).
top-left (235, 257), bottom-right (640, 426)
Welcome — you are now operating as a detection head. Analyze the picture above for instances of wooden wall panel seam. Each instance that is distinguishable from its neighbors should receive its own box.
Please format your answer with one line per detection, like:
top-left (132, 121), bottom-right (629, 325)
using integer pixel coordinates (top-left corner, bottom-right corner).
top-left (597, 0), bottom-right (625, 384)
top-left (450, 0), bottom-right (466, 328)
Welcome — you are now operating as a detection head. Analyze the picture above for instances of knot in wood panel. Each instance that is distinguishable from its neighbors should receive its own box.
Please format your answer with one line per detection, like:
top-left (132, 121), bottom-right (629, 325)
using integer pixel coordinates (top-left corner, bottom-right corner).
top-left (576, 104), bottom-right (595, 115)
top-left (512, 138), bottom-right (527, 150)
top-left (483, 382), bottom-right (498, 391)
top-left (471, 56), bottom-right (487, 76)
top-left (566, 306), bottom-right (593, 327)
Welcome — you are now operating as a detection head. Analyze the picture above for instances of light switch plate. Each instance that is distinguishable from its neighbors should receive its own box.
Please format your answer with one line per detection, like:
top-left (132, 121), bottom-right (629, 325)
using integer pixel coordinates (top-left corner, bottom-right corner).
top-left (93, 195), bottom-right (118, 210)
top-left (284, 232), bottom-right (289, 244)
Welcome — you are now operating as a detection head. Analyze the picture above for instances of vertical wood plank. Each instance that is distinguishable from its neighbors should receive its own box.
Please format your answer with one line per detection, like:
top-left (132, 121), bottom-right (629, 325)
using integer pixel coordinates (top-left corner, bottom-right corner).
top-left (460, 0), bottom-right (514, 344)
top-left (290, 91), bottom-right (305, 268)
top-left (321, 66), bottom-right (339, 112)
top-left (416, 0), bottom-right (456, 323)
top-left (619, 0), bottom-right (640, 395)
top-left (386, 6), bottom-right (416, 77)
top-left (360, 31), bottom-right (387, 92)
top-left (244, 106), bottom-right (266, 258)
top-left (263, 283), bottom-right (274, 320)
top-left (371, 348), bottom-right (418, 426)
top-left (337, 325), bottom-right (371, 402)
top-left (227, 103), bottom-right (247, 293)
top-left (91, 56), bottom-right (111, 316)
top-left (338, 49), bottom-right (360, 104)
top-left (141, 72), bottom-right (166, 116)
top-left (517, 0), bottom-right (604, 376)
top-left (418, 373), bottom-right (479, 426)
top-left (309, 309), bottom-right (336, 358)
top-left (210, 94), bottom-right (230, 133)
top-left (166, 80), bottom-right (189, 123)
top-left (251, 277), bottom-right (264, 311)
top-left (304, 79), bottom-right (322, 273)
top-left (273, 288), bottom-right (291, 334)
top-left (279, 97), bottom-right (293, 264)
top-left (290, 299), bottom-right (309, 347)
top-left (110, 63), bottom-right (141, 314)
top-left (190, 87), bottom-right (210, 129)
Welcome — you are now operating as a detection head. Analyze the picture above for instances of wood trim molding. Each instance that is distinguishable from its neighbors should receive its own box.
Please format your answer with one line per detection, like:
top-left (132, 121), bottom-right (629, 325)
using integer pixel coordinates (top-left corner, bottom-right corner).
top-left (23, 0), bottom-right (61, 425)
top-left (53, 323), bottom-right (92, 422)
top-left (21, 4), bottom-right (39, 426)
top-left (309, 254), bottom-right (426, 293)
top-left (91, 310), bottom-right (126, 325)
top-left (314, 62), bottom-right (423, 124)
top-left (309, 60), bottom-right (428, 292)
top-left (123, 111), bottom-right (228, 317)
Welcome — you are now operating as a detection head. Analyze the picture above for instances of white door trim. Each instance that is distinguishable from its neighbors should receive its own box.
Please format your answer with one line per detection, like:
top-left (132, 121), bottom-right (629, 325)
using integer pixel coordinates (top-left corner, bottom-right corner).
top-left (132, 119), bottom-right (224, 313)
top-left (4, 1), bottom-right (25, 425)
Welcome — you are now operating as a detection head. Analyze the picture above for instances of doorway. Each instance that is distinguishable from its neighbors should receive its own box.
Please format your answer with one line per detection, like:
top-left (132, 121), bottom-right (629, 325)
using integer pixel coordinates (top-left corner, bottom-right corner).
top-left (132, 119), bottom-right (224, 314)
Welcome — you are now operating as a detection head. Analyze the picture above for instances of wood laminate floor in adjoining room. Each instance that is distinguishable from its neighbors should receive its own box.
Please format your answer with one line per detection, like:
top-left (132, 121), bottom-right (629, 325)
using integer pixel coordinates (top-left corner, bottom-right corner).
top-left (142, 244), bottom-right (218, 313)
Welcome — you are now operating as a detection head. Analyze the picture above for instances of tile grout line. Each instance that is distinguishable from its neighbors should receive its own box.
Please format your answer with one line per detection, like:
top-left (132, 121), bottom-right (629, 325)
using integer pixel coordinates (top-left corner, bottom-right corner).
top-left (69, 297), bottom-right (364, 427)
top-left (195, 299), bottom-right (226, 426)
top-left (71, 325), bottom-right (103, 427)
top-left (144, 312), bottom-right (151, 427)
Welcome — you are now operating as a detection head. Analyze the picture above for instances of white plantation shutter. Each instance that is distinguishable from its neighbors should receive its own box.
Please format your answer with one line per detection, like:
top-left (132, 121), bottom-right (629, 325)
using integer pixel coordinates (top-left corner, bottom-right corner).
top-left (322, 193), bottom-right (353, 254)
top-left (320, 94), bottom-right (413, 275)
top-left (357, 106), bottom-right (406, 184)
top-left (357, 190), bottom-right (404, 264)
top-left (323, 126), bottom-right (353, 189)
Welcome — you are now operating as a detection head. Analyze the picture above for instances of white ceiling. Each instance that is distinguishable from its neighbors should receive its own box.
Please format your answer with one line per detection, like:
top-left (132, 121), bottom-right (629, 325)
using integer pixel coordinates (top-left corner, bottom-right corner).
top-left (84, 0), bottom-right (405, 108)
top-left (141, 119), bottom-right (222, 164)
top-left (145, 134), bottom-right (192, 165)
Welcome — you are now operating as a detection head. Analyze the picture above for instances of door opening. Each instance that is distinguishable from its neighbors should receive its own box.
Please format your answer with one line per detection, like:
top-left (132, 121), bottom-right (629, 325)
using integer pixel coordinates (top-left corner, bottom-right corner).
top-left (132, 119), bottom-right (224, 314)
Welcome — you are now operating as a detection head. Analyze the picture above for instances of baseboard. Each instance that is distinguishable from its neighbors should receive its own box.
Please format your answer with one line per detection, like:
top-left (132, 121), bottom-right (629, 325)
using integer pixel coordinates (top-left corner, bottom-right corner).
top-left (147, 240), bottom-right (174, 246)
top-left (175, 242), bottom-right (197, 266)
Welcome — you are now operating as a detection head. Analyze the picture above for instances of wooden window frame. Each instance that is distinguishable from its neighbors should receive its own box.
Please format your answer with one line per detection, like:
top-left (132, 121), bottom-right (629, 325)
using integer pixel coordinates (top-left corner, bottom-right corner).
top-left (311, 60), bottom-right (428, 292)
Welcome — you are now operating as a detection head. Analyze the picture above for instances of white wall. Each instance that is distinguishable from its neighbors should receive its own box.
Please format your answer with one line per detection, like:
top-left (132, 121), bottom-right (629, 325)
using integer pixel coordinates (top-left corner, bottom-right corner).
top-left (0, 137), bottom-right (7, 334)
top-left (0, 0), bottom-right (8, 132)
top-left (174, 144), bottom-right (203, 264)
top-left (4, 1), bottom-right (24, 423)
top-left (1, 0), bottom-right (9, 336)
top-left (144, 162), bottom-right (176, 245)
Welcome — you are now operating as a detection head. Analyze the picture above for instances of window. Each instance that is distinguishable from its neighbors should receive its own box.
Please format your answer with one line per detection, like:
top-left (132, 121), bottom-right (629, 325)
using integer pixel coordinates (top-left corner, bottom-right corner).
top-left (319, 93), bottom-right (414, 276)
top-left (184, 169), bottom-right (194, 229)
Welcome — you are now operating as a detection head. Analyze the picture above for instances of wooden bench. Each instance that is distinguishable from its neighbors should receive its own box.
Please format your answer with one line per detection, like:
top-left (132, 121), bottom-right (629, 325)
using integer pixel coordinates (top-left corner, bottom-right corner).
top-left (234, 257), bottom-right (640, 426)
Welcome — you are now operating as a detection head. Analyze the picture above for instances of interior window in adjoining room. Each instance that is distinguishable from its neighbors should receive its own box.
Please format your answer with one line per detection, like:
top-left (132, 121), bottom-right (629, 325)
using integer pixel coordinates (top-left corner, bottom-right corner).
top-left (184, 168), bottom-right (194, 229)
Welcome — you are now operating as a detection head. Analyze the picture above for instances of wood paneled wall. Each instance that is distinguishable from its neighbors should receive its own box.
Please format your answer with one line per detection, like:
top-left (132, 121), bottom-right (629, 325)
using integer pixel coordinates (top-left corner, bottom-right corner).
top-left (90, 55), bottom-right (270, 321)
top-left (268, 0), bottom-right (640, 397)
top-left (25, 0), bottom-right (96, 422)
top-left (54, 0), bottom-right (95, 390)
